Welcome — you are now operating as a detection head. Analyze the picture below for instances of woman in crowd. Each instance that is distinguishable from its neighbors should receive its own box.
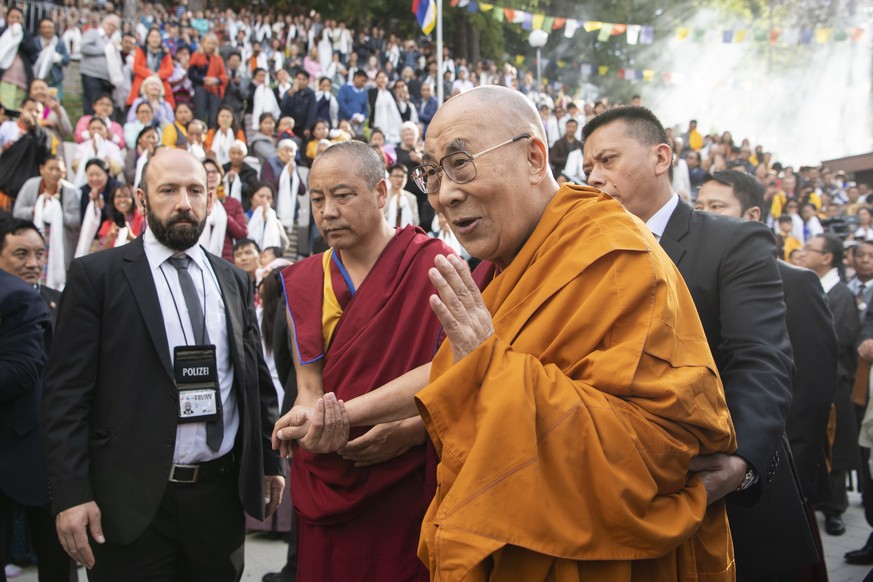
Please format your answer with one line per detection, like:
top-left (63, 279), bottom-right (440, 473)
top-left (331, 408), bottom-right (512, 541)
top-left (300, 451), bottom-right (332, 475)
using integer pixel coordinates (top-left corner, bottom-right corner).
top-left (189, 32), bottom-right (227, 124)
top-left (127, 75), bottom-right (175, 126)
top-left (249, 113), bottom-right (278, 167)
top-left (368, 70), bottom-right (402, 144)
top-left (223, 140), bottom-right (259, 211)
top-left (368, 127), bottom-right (395, 166)
top-left (314, 76), bottom-right (338, 129)
top-left (201, 157), bottom-right (248, 261)
top-left (261, 138), bottom-right (305, 234)
top-left (168, 44), bottom-right (194, 108)
top-left (161, 101), bottom-right (194, 148)
top-left (123, 124), bottom-right (159, 188)
top-left (245, 181), bottom-right (287, 251)
top-left (205, 105), bottom-right (246, 166)
top-left (124, 101), bottom-right (159, 148)
top-left (128, 27), bottom-right (175, 110)
top-left (72, 117), bottom-right (124, 185)
top-left (304, 119), bottom-right (330, 166)
top-left (98, 183), bottom-right (143, 249)
top-left (0, 7), bottom-right (37, 109)
top-left (76, 158), bottom-right (118, 250)
top-left (856, 206), bottom-right (873, 241)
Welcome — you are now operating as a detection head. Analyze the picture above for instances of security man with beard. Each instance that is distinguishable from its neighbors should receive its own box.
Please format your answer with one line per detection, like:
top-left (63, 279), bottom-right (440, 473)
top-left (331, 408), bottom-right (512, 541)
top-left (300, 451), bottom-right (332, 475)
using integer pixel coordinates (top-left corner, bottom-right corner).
top-left (42, 148), bottom-right (285, 581)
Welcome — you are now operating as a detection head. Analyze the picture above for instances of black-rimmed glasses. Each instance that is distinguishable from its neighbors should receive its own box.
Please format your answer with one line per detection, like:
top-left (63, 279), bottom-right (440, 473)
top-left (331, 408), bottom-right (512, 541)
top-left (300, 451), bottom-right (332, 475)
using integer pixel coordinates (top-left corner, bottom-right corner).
top-left (411, 133), bottom-right (530, 194)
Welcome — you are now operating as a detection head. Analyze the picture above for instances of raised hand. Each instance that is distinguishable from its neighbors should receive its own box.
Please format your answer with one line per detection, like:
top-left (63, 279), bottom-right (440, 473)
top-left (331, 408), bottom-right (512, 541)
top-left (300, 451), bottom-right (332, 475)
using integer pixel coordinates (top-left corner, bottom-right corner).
top-left (428, 254), bottom-right (493, 362)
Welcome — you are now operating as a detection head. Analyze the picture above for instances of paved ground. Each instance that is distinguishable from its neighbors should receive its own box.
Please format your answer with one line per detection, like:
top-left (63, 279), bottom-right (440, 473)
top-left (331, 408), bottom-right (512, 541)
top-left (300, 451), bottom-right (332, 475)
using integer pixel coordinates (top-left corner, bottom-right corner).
top-left (9, 492), bottom-right (873, 581)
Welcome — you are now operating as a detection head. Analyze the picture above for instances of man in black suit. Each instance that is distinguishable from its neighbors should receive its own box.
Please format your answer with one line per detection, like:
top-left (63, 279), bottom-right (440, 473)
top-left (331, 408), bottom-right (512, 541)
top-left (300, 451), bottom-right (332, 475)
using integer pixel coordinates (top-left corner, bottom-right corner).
top-left (0, 269), bottom-right (69, 582)
top-left (280, 70), bottom-right (316, 138)
top-left (799, 234), bottom-right (862, 535)
top-left (42, 149), bottom-right (285, 580)
top-left (0, 219), bottom-right (75, 581)
top-left (696, 170), bottom-right (838, 575)
top-left (582, 108), bottom-right (817, 581)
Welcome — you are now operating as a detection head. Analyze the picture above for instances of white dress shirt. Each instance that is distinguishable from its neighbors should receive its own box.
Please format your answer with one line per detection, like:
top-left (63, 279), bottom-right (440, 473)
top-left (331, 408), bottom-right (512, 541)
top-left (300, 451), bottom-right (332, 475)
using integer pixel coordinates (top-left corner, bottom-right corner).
top-left (819, 267), bottom-right (841, 294)
top-left (645, 193), bottom-right (680, 242)
top-left (143, 227), bottom-right (239, 464)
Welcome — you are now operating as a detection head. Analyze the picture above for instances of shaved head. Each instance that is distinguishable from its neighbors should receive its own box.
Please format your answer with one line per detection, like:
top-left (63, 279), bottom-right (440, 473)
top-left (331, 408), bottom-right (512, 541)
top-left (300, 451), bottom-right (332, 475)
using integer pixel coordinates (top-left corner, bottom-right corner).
top-left (439, 86), bottom-right (547, 145)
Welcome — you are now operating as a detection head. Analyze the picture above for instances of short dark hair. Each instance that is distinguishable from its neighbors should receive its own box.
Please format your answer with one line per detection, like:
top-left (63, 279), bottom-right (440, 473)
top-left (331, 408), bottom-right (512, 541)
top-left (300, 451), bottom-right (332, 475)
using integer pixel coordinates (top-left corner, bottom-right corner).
top-left (777, 214), bottom-right (793, 224)
top-left (581, 105), bottom-right (669, 148)
top-left (253, 67), bottom-right (266, 76)
top-left (814, 233), bottom-right (843, 270)
top-left (353, 69), bottom-right (368, 78)
top-left (93, 93), bottom-right (113, 105)
top-left (262, 246), bottom-right (283, 258)
top-left (233, 238), bottom-right (260, 253)
top-left (702, 170), bottom-right (764, 215)
top-left (387, 164), bottom-right (407, 176)
top-left (0, 218), bottom-right (44, 251)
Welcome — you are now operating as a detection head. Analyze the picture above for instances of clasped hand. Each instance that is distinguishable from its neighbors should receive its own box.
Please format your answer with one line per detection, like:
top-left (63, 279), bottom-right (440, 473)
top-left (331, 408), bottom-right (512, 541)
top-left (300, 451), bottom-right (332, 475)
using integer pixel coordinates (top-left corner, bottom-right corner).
top-left (272, 392), bottom-right (349, 459)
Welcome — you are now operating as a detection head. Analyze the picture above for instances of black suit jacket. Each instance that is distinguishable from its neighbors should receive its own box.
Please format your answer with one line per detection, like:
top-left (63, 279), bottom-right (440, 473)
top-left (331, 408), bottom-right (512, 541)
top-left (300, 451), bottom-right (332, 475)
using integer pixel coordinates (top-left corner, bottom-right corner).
top-left (779, 261), bottom-right (837, 504)
top-left (661, 201), bottom-right (816, 580)
top-left (41, 237), bottom-right (283, 544)
top-left (826, 282), bottom-right (862, 471)
top-left (39, 285), bottom-right (61, 330)
top-left (0, 270), bottom-right (52, 507)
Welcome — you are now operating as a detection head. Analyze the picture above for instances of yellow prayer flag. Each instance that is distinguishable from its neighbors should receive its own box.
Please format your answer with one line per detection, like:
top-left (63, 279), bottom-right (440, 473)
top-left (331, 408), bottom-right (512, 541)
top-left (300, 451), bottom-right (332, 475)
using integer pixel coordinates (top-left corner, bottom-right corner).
top-left (735, 30), bottom-right (747, 42)
top-left (479, 2), bottom-right (493, 11)
top-left (816, 28), bottom-right (832, 43)
top-left (532, 14), bottom-right (545, 29)
top-left (598, 65), bottom-right (609, 76)
top-left (676, 27), bottom-right (690, 40)
top-left (515, 54), bottom-right (526, 66)
top-left (643, 69), bottom-right (655, 81)
top-left (584, 21), bottom-right (604, 32)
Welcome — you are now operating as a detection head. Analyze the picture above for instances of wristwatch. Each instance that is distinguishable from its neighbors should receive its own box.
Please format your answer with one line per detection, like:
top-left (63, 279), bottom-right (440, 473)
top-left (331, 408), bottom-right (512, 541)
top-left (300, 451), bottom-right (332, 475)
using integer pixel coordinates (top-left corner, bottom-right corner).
top-left (736, 467), bottom-right (758, 491)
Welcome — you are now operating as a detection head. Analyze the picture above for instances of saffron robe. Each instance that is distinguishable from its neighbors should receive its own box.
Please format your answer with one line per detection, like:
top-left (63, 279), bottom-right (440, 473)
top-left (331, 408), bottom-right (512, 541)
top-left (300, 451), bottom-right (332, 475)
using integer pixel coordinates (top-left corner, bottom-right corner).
top-left (415, 185), bottom-right (738, 581)
top-left (282, 225), bottom-right (454, 581)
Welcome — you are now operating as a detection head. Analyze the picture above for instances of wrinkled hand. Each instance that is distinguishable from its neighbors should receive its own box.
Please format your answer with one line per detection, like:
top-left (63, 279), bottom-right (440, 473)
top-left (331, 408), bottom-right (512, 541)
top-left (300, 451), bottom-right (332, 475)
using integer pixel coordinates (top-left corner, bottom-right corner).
top-left (340, 417), bottom-right (427, 467)
top-left (274, 393), bottom-right (349, 455)
top-left (859, 339), bottom-right (873, 362)
top-left (56, 501), bottom-right (104, 569)
top-left (263, 475), bottom-right (285, 518)
top-left (428, 254), bottom-right (493, 362)
top-left (690, 453), bottom-right (749, 505)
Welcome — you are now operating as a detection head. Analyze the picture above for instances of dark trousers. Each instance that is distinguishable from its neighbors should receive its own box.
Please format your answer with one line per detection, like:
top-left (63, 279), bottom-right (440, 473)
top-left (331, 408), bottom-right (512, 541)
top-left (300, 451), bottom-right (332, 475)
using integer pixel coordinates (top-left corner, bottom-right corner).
top-left (0, 493), bottom-right (76, 582)
top-left (80, 75), bottom-right (115, 116)
top-left (88, 470), bottom-right (245, 582)
top-left (193, 89), bottom-right (221, 127)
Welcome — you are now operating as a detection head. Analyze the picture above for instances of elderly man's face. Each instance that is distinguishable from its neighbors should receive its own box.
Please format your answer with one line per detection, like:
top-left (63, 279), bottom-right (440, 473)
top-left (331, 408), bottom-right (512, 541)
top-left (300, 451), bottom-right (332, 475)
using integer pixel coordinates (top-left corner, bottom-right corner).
top-left (423, 96), bottom-right (541, 269)
top-left (309, 151), bottom-right (387, 251)
top-left (137, 150), bottom-right (212, 251)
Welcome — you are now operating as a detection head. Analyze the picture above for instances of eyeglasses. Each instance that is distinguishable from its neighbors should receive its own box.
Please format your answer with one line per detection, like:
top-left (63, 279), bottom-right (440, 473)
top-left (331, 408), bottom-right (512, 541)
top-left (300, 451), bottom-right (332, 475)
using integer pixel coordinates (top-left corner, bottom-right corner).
top-left (803, 248), bottom-right (828, 254)
top-left (411, 133), bottom-right (530, 194)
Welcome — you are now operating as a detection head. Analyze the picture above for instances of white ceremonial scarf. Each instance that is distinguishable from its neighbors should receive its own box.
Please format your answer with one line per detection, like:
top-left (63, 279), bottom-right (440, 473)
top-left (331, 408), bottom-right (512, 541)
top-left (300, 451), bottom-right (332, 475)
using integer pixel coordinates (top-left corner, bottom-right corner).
top-left (113, 226), bottom-right (130, 247)
top-left (133, 151), bottom-right (148, 189)
top-left (188, 142), bottom-right (206, 161)
top-left (75, 198), bottom-right (102, 258)
top-left (211, 128), bottom-right (235, 166)
top-left (276, 163), bottom-right (299, 230)
top-left (0, 23), bottom-right (23, 70)
top-left (374, 89), bottom-right (402, 144)
top-left (386, 192), bottom-right (413, 227)
top-left (105, 41), bottom-right (124, 87)
top-left (32, 194), bottom-right (65, 289)
top-left (225, 173), bottom-right (242, 203)
top-left (251, 84), bottom-right (281, 131)
top-left (275, 82), bottom-right (292, 100)
top-left (34, 36), bottom-right (58, 80)
top-left (198, 198), bottom-right (227, 255)
top-left (247, 206), bottom-right (282, 249)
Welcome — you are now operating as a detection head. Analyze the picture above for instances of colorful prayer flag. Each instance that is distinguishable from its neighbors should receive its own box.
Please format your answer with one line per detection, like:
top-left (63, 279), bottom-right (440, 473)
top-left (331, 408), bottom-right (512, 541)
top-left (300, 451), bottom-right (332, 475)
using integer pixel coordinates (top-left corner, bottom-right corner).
top-left (412, 0), bottom-right (436, 34)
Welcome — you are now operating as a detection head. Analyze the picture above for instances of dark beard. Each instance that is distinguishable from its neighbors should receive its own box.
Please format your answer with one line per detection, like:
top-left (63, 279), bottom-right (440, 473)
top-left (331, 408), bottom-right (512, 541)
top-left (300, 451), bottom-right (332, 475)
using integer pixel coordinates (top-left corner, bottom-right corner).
top-left (145, 199), bottom-right (205, 251)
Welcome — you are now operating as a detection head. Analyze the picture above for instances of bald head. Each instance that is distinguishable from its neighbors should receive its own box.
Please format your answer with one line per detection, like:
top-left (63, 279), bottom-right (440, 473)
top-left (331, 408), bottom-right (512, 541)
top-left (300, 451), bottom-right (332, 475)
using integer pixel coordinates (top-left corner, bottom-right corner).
top-left (436, 86), bottom-right (547, 146)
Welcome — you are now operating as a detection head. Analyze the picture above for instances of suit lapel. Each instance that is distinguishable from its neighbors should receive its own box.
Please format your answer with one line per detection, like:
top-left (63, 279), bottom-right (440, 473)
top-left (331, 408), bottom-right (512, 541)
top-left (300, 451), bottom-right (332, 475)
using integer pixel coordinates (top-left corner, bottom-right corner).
top-left (207, 253), bottom-right (245, 374)
top-left (122, 238), bottom-right (174, 384)
top-left (660, 200), bottom-right (692, 266)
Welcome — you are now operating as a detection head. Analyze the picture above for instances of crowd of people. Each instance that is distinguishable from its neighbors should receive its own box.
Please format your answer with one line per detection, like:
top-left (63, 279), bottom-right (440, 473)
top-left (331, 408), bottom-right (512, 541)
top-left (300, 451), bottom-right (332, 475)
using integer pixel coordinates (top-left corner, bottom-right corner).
top-left (2, 0), bottom-right (873, 581)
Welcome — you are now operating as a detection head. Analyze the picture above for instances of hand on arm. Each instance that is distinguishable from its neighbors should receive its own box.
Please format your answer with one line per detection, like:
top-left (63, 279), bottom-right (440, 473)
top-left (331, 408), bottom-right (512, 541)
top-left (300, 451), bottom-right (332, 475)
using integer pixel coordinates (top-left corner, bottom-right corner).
top-left (56, 501), bottom-right (104, 569)
top-left (690, 453), bottom-right (749, 504)
top-left (340, 416), bottom-right (427, 467)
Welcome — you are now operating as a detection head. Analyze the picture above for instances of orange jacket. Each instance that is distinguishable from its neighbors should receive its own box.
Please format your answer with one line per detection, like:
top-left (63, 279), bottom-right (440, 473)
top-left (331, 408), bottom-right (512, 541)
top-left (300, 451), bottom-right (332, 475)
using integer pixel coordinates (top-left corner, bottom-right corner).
top-left (127, 47), bottom-right (175, 108)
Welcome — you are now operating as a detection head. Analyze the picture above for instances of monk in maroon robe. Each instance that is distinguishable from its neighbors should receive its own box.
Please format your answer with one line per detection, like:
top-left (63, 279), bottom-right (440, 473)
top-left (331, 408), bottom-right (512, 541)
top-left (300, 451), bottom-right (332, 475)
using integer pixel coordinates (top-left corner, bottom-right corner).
top-left (279, 141), bottom-right (454, 581)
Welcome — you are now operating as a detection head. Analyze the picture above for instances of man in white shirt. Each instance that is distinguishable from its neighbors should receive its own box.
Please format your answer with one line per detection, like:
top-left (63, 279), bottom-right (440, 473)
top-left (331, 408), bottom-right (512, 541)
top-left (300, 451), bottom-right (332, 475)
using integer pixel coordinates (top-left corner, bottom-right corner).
top-left (42, 149), bottom-right (285, 579)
